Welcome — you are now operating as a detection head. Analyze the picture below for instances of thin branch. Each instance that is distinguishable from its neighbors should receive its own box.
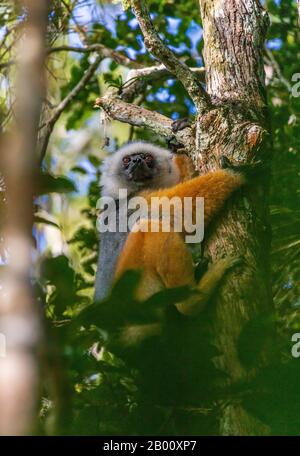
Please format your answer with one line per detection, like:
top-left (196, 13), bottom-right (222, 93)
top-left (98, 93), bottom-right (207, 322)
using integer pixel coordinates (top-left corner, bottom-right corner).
top-left (0, 21), bottom-right (20, 50)
top-left (121, 65), bottom-right (205, 102)
top-left (47, 44), bottom-right (142, 69)
top-left (0, 60), bottom-right (14, 71)
top-left (61, 0), bottom-right (87, 44)
top-left (39, 54), bottom-right (102, 161)
top-left (2, 44), bottom-right (143, 71)
top-left (0, 24), bottom-right (21, 71)
top-left (130, 0), bottom-right (210, 114)
top-left (95, 96), bottom-right (194, 150)
top-left (265, 48), bottom-right (291, 91)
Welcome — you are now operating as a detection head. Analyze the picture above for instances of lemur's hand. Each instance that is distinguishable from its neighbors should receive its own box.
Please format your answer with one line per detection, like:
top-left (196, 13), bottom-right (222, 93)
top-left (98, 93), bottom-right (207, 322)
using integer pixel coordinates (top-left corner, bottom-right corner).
top-left (171, 118), bottom-right (191, 133)
top-left (220, 155), bottom-right (265, 179)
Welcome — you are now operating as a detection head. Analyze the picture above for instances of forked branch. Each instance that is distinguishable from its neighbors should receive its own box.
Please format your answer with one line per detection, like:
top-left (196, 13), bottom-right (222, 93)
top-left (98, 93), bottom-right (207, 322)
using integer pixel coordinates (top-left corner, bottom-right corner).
top-left (130, 0), bottom-right (210, 114)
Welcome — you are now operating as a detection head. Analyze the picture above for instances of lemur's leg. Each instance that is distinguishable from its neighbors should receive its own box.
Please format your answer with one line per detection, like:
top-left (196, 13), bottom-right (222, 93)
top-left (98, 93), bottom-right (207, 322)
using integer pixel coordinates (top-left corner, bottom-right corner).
top-left (115, 219), bottom-right (241, 315)
top-left (116, 257), bottom-right (241, 348)
top-left (115, 219), bottom-right (196, 301)
top-left (115, 226), bottom-right (241, 348)
top-left (176, 257), bottom-right (242, 316)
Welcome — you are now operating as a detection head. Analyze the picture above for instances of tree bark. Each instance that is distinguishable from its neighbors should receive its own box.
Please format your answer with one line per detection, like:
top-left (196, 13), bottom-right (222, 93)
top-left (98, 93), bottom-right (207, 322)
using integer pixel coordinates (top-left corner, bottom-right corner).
top-left (197, 0), bottom-right (272, 435)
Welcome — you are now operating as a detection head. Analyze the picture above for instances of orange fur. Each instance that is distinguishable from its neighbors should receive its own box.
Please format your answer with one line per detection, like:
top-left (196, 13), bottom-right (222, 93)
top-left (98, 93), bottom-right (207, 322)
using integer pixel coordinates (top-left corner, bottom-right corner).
top-left (141, 169), bottom-right (244, 227)
top-left (115, 220), bottom-right (195, 301)
top-left (114, 168), bottom-right (244, 309)
top-left (174, 155), bottom-right (196, 181)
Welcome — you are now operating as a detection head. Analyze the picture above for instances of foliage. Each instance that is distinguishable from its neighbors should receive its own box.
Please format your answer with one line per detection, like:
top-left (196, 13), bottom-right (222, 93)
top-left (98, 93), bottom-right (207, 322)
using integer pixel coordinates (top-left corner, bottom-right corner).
top-left (0, 0), bottom-right (300, 436)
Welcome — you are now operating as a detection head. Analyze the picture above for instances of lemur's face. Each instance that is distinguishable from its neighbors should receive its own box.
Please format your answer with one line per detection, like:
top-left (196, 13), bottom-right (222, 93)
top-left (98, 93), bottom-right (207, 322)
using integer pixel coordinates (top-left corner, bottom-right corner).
top-left (101, 143), bottom-right (180, 198)
top-left (121, 152), bottom-right (156, 183)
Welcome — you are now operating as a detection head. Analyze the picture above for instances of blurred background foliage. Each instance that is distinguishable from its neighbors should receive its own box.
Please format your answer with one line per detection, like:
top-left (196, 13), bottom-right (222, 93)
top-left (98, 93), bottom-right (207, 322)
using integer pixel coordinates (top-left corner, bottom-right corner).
top-left (0, 0), bottom-right (300, 435)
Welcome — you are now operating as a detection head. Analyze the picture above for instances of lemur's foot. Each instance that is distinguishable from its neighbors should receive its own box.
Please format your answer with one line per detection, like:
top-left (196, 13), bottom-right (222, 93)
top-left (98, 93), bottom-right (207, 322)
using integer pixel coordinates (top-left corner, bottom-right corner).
top-left (220, 155), bottom-right (265, 179)
top-left (197, 257), bottom-right (209, 271)
top-left (194, 257), bottom-right (209, 281)
top-left (171, 117), bottom-right (191, 133)
top-left (117, 323), bottom-right (162, 348)
top-left (205, 256), bottom-right (243, 282)
top-left (219, 256), bottom-right (244, 270)
top-left (211, 256), bottom-right (243, 284)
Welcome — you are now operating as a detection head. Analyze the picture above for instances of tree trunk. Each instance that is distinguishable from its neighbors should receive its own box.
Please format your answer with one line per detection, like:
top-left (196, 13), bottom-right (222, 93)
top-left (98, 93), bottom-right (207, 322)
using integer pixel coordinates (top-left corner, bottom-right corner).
top-left (0, 0), bottom-right (47, 435)
top-left (196, 0), bottom-right (272, 435)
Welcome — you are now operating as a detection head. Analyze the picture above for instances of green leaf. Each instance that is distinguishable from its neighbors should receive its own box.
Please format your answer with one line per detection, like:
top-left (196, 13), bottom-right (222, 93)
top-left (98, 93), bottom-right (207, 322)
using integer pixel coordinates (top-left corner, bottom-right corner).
top-left (37, 173), bottom-right (77, 195)
top-left (88, 155), bottom-right (101, 168)
top-left (33, 214), bottom-right (60, 228)
top-left (71, 166), bottom-right (88, 175)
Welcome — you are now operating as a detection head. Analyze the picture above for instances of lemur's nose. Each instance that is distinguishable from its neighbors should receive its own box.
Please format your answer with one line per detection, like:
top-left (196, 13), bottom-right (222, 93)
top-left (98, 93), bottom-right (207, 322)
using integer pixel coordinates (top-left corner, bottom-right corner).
top-left (133, 156), bottom-right (142, 163)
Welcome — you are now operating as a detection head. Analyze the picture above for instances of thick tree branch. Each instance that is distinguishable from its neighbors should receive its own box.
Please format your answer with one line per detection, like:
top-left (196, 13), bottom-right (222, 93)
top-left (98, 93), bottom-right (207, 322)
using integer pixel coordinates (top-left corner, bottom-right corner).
top-left (39, 54), bottom-right (102, 162)
top-left (130, 0), bottom-right (210, 114)
top-left (95, 96), bottom-right (194, 150)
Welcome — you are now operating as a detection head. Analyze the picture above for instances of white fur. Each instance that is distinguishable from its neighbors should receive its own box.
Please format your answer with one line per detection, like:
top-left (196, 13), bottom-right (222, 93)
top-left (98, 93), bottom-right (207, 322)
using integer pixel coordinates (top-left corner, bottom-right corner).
top-left (100, 141), bottom-right (180, 199)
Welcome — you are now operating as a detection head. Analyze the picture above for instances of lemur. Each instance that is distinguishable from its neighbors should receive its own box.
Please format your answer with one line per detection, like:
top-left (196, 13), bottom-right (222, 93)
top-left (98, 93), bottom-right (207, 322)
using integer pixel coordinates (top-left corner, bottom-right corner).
top-left (89, 139), bottom-right (261, 423)
top-left (95, 141), bottom-right (248, 317)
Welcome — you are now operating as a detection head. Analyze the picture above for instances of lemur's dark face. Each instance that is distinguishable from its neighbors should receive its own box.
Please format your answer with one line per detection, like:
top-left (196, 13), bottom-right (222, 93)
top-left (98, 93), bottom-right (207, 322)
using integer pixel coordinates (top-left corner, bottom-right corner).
top-left (121, 153), bottom-right (156, 182)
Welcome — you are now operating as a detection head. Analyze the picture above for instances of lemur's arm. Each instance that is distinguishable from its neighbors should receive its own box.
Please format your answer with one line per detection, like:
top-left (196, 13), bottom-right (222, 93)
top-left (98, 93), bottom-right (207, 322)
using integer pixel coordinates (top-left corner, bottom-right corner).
top-left (141, 167), bottom-right (245, 229)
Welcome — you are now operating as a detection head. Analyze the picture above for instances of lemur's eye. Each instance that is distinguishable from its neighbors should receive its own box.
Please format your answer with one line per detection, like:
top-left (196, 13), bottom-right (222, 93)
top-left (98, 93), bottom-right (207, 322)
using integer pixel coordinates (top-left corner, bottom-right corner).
top-left (145, 154), bottom-right (153, 163)
top-left (122, 156), bottom-right (131, 165)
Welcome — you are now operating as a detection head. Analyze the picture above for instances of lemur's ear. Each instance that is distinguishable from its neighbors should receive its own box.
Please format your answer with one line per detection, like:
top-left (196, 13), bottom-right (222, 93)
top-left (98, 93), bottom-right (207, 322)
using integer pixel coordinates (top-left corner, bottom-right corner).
top-left (174, 155), bottom-right (196, 182)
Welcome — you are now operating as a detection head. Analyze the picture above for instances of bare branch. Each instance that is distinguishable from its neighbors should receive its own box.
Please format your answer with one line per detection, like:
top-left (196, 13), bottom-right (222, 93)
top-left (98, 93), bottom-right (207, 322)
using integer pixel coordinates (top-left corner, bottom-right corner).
top-left (0, 61), bottom-right (14, 71)
top-left (122, 65), bottom-right (205, 102)
top-left (265, 48), bottom-right (291, 91)
top-left (2, 44), bottom-right (143, 72)
top-left (95, 96), bottom-right (194, 150)
top-left (96, 96), bottom-right (172, 136)
top-left (130, 0), bottom-right (210, 114)
top-left (47, 44), bottom-right (142, 69)
top-left (61, 0), bottom-right (87, 44)
top-left (0, 21), bottom-right (20, 51)
top-left (39, 54), bottom-right (102, 161)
